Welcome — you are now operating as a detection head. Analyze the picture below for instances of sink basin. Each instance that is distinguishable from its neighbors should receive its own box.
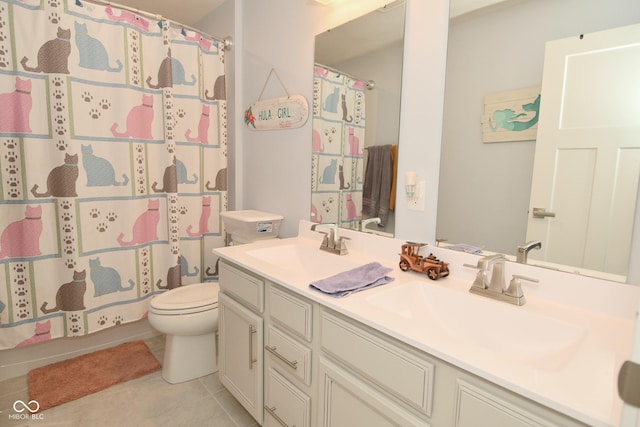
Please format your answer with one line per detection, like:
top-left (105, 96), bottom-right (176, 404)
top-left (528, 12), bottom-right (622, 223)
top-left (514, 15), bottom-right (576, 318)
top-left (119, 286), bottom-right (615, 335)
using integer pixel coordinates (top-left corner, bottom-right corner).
top-left (246, 244), bottom-right (359, 279)
top-left (366, 281), bottom-right (586, 369)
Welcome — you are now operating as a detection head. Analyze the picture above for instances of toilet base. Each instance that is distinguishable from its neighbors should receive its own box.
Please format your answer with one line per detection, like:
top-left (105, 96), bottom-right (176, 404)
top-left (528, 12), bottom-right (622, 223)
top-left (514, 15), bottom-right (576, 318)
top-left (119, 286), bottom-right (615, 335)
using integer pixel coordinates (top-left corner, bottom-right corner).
top-left (162, 331), bottom-right (218, 384)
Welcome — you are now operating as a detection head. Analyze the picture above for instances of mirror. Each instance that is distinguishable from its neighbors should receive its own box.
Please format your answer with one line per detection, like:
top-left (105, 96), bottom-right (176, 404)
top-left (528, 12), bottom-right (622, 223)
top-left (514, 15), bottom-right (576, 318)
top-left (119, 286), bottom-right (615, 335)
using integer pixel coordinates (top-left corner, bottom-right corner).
top-left (437, 0), bottom-right (640, 282)
top-left (311, 0), bottom-right (405, 237)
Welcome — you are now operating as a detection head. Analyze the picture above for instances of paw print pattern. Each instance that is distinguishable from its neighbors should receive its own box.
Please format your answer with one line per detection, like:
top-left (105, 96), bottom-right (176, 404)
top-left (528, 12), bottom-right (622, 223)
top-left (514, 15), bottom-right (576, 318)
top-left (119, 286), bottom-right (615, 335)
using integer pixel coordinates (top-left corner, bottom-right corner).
top-left (14, 274), bottom-right (26, 286)
top-left (13, 263), bottom-right (26, 274)
top-left (99, 99), bottom-right (110, 109)
top-left (55, 125), bottom-right (66, 136)
top-left (69, 324), bottom-right (81, 334)
top-left (98, 316), bottom-right (108, 326)
top-left (177, 108), bottom-right (186, 118)
top-left (54, 102), bottom-right (65, 112)
top-left (49, 12), bottom-right (59, 24)
top-left (106, 212), bottom-right (117, 222)
top-left (62, 223), bottom-right (74, 233)
top-left (52, 76), bottom-right (63, 86)
top-left (69, 313), bottom-right (80, 323)
top-left (96, 222), bottom-right (107, 232)
top-left (89, 108), bottom-right (100, 119)
top-left (113, 315), bottom-right (123, 325)
top-left (6, 163), bottom-right (17, 174)
top-left (8, 187), bottom-right (20, 198)
top-left (90, 208), bottom-right (100, 218)
top-left (48, 0), bottom-right (60, 7)
top-left (52, 89), bottom-right (63, 100)
top-left (60, 200), bottom-right (72, 210)
top-left (3, 139), bottom-right (16, 149)
top-left (4, 150), bottom-right (16, 162)
top-left (54, 114), bottom-right (64, 124)
top-left (65, 258), bottom-right (76, 269)
top-left (179, 206), bottom-right (188, 215)
top-left (17, 308), bottom-right (28, 319)
top-left (56, 140), bottom-right (67, 151)
top-left (64, 245), bottom-right (74, 255)
top-left (82, 91), bottom-right (93, 102)
top-left (60, 211), bottom-right (72, 222)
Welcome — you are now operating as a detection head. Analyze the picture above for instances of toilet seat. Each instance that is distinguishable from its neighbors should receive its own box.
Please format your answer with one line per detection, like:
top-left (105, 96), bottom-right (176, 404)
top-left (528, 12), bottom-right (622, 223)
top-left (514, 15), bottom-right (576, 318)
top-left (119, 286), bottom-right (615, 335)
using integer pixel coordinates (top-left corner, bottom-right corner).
top-left (150, 283), bottom-right (219, 315)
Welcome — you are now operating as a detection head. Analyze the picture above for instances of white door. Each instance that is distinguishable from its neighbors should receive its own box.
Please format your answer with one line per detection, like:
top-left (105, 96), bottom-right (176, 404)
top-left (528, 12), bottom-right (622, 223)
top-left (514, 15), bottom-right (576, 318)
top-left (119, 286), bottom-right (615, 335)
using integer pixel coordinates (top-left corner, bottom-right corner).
top-left (526, 23), bottom-right (640, 277)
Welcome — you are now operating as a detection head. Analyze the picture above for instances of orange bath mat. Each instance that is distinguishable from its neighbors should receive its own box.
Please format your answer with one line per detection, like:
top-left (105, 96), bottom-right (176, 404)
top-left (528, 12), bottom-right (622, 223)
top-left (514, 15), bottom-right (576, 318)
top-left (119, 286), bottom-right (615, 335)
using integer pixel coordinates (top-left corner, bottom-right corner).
top-left (28, 340), bottom-right (161, 412)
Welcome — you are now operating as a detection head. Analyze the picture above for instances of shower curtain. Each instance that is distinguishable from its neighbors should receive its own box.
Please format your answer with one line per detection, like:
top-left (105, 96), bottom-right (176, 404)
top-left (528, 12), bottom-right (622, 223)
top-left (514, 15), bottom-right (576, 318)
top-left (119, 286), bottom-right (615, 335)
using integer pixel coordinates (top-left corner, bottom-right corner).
top-left (0, 0), bottom-right (227, 349)
top-left (311, 64), bottom-right (365, 229)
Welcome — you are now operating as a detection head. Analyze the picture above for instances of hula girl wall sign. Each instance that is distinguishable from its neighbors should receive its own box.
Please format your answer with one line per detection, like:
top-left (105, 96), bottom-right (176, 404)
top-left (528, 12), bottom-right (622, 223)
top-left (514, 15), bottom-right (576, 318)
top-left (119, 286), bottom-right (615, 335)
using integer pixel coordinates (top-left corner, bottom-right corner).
top-left (481, 86), bottom-right (541, 143)
top-left (244, 68), bottom-right (309, 130)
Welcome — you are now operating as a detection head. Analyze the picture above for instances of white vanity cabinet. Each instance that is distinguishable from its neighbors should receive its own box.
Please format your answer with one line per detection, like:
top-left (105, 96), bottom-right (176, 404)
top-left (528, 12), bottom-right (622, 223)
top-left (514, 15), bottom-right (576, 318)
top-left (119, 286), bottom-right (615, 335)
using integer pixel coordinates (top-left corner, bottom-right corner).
top-left (264, 283), bottom-right (315, 427)
top-left (319, 310), bottom-right (434, 426)
top-left (218, 262), bottom-right (265, 425)
top-left (217, 258), bottom-right (588, 427)
top-left (319, 309), bottom-right (587, 427)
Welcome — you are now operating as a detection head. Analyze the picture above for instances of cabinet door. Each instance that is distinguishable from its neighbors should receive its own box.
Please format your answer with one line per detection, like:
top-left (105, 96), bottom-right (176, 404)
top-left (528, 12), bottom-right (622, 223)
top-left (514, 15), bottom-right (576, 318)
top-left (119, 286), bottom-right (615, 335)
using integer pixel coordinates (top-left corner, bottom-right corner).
top-left (454, 380), bottom-right (561, 427)
top-left (219, 292), bottom-right (263, 424)
top-left (318, 359), bottom-right (428, 427)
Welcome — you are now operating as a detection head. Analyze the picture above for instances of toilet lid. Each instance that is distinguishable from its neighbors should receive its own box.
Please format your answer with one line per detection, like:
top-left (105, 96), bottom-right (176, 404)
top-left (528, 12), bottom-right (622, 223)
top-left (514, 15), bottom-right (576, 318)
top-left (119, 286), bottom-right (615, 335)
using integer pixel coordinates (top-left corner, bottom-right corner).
top-left (150, 283), bottom-right (219, 311)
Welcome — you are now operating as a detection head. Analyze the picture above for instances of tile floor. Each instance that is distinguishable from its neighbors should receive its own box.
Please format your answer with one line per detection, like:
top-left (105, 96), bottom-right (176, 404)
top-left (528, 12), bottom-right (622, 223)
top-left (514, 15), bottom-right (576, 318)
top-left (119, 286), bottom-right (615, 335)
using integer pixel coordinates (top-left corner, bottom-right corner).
top-left (0, 335), bottom-right (258, 427)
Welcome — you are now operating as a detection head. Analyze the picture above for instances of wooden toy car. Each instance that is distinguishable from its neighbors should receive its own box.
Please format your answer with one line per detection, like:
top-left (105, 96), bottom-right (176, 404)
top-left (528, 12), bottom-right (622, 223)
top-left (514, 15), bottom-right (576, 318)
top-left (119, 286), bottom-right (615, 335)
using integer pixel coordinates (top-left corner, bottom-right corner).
top-left (399, 242), bottom-right (450, 280)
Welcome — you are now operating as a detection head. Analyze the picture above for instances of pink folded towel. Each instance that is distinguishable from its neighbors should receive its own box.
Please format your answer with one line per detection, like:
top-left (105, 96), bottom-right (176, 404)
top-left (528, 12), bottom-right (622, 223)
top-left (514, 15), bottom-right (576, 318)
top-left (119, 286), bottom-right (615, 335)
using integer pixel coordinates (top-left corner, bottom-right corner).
top-left (309, 262), bottom-right (394, 297)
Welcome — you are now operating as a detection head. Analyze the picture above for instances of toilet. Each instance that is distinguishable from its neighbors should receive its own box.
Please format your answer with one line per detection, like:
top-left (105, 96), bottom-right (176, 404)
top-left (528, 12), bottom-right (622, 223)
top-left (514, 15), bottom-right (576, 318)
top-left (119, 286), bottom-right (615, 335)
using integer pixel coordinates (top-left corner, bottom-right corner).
top-left (148, 210), bottom-right (282, 384)
top-left (148, 283), bottom-right (220, 384)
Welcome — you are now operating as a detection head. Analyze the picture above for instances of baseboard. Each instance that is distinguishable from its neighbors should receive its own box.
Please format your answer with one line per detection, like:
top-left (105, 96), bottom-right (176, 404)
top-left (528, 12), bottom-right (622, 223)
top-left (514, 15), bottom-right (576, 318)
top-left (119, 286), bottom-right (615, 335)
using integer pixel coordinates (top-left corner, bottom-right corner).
top-left (0, 319), bottom-right (160, 381)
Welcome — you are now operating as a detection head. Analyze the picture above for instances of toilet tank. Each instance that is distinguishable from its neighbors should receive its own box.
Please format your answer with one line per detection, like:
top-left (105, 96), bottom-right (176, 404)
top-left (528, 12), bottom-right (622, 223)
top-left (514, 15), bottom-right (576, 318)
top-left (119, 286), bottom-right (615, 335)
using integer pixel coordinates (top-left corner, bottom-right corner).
top-left (220, 210), bottom-right (283, 245)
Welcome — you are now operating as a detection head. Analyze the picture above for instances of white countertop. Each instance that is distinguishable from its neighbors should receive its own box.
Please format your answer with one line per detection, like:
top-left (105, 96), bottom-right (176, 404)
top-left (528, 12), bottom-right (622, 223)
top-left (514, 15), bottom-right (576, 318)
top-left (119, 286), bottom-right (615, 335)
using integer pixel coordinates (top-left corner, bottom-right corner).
top-left (214, 221), bottom-right (640, 427)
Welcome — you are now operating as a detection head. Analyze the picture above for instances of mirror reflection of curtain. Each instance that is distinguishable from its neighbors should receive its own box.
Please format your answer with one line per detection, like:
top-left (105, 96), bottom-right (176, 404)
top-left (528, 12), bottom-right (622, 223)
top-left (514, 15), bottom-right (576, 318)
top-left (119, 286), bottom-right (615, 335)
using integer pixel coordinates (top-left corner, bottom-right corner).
top-left (311, 65), bottom-right (366, 228)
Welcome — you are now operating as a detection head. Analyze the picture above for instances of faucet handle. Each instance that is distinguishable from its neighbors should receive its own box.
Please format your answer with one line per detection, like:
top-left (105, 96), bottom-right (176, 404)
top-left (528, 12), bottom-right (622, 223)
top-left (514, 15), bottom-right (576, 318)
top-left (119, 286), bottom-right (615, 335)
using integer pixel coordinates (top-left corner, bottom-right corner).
top-left (505, 274), bottom-right (538, 304)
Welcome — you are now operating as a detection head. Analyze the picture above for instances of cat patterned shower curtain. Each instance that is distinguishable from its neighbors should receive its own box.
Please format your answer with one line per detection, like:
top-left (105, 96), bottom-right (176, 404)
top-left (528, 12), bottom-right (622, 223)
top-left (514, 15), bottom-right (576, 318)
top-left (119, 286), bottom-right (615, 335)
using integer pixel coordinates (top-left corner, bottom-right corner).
top-left (0, 0), bottom-right (227, 349)
top-left (311, 64), bottom-right (366, 228)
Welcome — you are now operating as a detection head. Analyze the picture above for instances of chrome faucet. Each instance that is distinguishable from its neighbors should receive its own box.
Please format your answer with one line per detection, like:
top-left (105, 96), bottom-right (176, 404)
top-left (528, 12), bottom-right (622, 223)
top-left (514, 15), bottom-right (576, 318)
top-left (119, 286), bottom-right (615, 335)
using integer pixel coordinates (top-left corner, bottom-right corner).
top-left (516, 240), bottom-right (542, 264)
top-left (311, 223), bottom-right (349, 255)
top-left (465, 254), bottom-right (537, 305)
top-left (359, 217), bottom-right (381, 232)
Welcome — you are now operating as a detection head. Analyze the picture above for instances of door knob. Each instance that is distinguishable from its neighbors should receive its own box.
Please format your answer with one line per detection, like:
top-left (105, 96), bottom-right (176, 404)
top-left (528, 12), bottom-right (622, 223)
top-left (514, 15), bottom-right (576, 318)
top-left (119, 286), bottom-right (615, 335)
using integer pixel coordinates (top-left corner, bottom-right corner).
top-left (619, 360), bottom-right (640, 407)
top-left (532, 207), bottom-right (556, 218)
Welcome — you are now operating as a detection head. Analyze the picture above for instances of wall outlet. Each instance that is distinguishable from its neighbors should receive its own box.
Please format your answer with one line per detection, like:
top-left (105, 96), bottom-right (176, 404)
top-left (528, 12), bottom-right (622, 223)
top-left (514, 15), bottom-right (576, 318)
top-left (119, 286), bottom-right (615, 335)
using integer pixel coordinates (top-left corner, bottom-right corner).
top-left (408, 180), bottom-right (425, 211)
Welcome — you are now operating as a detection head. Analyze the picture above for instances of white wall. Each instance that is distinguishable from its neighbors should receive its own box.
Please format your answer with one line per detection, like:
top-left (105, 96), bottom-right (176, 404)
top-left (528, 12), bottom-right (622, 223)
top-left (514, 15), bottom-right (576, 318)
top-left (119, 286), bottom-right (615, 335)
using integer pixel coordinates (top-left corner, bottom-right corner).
top-left (198, 0), bottom-right (449, 240)
top-left (437, 0), bottom-right (640, 254)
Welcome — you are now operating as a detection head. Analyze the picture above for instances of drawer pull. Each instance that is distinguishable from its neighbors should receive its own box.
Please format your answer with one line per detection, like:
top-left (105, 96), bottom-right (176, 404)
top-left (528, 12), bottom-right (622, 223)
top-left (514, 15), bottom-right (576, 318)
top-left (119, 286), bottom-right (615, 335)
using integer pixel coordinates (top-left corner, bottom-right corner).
top-left (265, 405), bottom-right (295, 427)
top-left (248, 324), bottom-right (257, 370)
top-left (265, 345), bottom-right (298, 370)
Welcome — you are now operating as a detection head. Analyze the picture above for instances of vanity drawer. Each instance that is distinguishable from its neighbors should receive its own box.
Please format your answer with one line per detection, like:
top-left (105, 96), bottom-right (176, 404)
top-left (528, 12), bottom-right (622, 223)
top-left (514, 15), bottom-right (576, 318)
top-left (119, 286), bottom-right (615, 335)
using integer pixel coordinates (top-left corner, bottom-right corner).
top-left (268, 285), bottom-right (312, 342)
top-left (266, 326), bottom-right (312, 386)
top-left (321, 311), bottom-right (434, 416)
top-left (219, 261), bottom-right (264, 312)
top-left (265, 368), bottom-right (310, 427)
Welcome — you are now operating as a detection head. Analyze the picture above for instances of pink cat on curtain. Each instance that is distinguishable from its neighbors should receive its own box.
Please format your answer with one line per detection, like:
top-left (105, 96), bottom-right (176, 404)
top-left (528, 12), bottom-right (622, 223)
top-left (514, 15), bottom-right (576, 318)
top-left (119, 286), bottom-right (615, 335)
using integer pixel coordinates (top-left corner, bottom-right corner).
top-left (0, 77), bottom-right (32, 133)
top-left (185, 105), bottom-right (211, 144)
top-left (105, 6), bottom-right (150, 32)
top-left (15, 320), bottom-right (51, 348)
top-left (0, 205), bottom-right (43, 259)
top-left (111, 94), bottom-right (154, 140)
top-left (117, 199), bottom-right (160, 246)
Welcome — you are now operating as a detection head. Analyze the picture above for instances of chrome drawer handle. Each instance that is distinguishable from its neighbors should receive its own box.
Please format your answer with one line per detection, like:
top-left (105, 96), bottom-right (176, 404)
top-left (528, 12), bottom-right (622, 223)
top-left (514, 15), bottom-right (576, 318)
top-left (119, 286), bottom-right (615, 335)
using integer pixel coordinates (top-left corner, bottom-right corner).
top-left (248, 324), bottom-right (257, 370)
top-left (265, 345), bottom-right (298, 370)
top-left (265, 405), bottom-right (295, 427)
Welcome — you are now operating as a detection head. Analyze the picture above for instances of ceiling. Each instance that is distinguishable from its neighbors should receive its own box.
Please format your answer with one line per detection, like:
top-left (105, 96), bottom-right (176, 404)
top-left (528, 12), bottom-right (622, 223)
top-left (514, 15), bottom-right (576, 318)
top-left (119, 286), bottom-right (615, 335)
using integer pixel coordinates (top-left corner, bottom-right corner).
top-left (109, 0), bottom-right (511, 27)
top-left (111, 0), bottom-right (225, 26)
